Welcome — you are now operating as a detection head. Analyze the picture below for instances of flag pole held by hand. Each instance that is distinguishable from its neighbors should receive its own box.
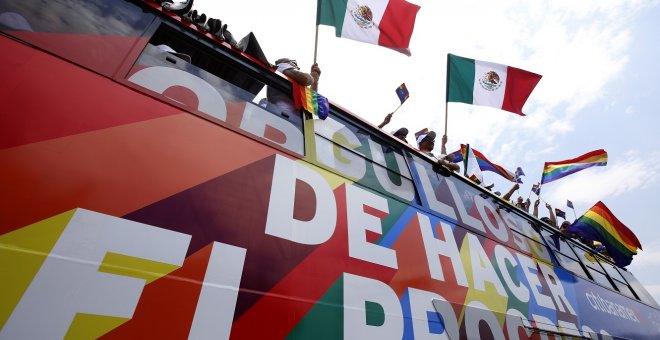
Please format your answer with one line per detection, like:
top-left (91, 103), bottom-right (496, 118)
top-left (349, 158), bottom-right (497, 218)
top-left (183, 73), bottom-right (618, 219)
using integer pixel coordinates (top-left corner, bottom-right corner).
top-left (313, 24), bottom-right (319, 64)
top-left (392, 103), bottom-right (404, 115)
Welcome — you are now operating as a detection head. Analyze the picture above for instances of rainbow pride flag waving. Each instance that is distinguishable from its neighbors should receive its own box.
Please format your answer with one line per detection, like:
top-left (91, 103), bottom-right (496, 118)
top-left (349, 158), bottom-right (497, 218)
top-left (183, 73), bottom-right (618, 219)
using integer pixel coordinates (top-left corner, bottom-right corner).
top-left (292, 82), bottom-right (329, 119)
top-left (567, 201), bottom-right (641, 267)
top-left (541, 149), bottom-right (607, 185)
top-left (460, 144), bottom-right (516, 182)
top-left (446, 145), bottom-right (518, 182)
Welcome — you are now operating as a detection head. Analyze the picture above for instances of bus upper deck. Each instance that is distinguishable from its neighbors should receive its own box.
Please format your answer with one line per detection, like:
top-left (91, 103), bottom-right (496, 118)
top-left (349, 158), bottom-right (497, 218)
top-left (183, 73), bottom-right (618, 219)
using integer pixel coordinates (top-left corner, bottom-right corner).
top-left (1, 0), bottom-right (659, 339)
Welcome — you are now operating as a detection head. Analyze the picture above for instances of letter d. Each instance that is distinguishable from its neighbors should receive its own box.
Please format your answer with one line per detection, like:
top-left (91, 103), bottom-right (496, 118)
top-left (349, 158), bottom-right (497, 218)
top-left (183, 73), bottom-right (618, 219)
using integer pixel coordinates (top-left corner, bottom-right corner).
top-left (265, 155), bottom-right (337, 244)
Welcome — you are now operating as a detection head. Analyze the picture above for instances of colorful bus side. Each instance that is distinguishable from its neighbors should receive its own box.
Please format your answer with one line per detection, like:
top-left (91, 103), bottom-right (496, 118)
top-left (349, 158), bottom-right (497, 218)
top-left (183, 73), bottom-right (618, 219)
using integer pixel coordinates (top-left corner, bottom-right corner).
top-left (1, 0), bottom-right (659, 339)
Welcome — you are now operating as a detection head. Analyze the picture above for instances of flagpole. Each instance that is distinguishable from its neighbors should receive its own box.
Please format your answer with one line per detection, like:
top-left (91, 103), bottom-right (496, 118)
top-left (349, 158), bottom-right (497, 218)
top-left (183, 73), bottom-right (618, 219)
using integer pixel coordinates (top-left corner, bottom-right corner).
top-left (444, 53), bottom-right (450, 137)
top-left (463, 144), bottom-right (469, 177)
top-left (313, 24), bottom-right (319, 64)
top-left (392, 102), bottom-right (404, 115)
top-left (571, 207), bottom-right (577, 220)
top-left (444, 101), bottom-right (449, 136)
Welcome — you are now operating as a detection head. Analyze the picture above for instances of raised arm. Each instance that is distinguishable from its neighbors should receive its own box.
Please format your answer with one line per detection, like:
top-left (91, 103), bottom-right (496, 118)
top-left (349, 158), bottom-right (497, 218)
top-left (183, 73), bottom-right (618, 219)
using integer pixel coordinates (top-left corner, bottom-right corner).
top-left (533, 199), bottom-right (540, 218)
top-left (440, 134), bottom-right (448, 155)
top-left (282, 68), bottom-right (313, 86)
top-left (502, 183), bottom-right (520, 201)
top-left (310, 63), bottom-right (321, 91)
top-left (378, 113), bottom-right (393, 128)
top-left (546, 203), bottom-right (557, 227)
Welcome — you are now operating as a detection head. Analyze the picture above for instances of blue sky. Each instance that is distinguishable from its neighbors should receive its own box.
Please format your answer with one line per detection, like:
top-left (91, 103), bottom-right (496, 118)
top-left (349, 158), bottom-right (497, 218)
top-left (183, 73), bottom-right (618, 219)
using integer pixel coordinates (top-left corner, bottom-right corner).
top-left (193, 0), bottom-right (660, 302)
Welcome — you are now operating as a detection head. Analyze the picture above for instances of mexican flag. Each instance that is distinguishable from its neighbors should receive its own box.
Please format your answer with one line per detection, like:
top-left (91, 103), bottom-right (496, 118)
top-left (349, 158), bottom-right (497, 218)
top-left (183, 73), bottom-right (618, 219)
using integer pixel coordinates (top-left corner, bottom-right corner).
top-left (446, 54), bottom-right (542, 116)
top-left (317, 0), bottom-right (420, 56)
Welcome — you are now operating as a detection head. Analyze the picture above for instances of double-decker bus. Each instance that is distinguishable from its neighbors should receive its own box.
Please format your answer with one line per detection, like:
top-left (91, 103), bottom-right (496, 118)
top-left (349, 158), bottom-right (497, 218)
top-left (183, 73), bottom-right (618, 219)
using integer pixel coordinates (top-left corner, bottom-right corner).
top-left (1, 0), bottom-right (659, 339)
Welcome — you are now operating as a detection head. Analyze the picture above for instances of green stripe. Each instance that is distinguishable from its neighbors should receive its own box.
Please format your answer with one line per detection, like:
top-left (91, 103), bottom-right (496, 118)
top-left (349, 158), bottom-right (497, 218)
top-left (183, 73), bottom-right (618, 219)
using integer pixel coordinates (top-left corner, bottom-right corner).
top-left (446, 54), bottom-right (475, 104)
top-left (580, 217), bottom-right (636, 257)
top-left (317, 0), bottom-right (348, 37)
top-left (312, 91), bottom-right (319, 115)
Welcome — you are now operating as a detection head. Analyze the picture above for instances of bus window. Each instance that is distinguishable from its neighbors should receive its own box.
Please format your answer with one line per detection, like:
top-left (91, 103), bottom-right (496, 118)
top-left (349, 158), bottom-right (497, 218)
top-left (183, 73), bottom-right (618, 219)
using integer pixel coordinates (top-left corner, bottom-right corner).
top-left (554, 252), bottom-right (587, 277)
top-left (613, 280), bottom-right (637, 300)
top-left (127, 25), bottom-right (304, 156)
top-left (571, 243), bottom-right (616, 289)
top-left (0, 0), bottom-right (153, 76)
top-left (619, 268), bottom-right (660, 308)
top-left (600, 260), bottom-right (626, 282)
top-left (510, 225), bottom-right (553, 264)
top-left (598, 261), bottom-right (637, 299)
top-left (540, 229), bottom-right (588, 278)
top-left (503, 212), bottom-right (555, 263)
top-left (307, 116), bottom-right (417, 204)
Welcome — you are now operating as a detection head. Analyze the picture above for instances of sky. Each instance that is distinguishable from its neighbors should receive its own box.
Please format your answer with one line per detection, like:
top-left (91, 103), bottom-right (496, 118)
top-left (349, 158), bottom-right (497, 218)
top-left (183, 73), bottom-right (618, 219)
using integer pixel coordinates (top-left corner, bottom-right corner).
top-left (191, 0), bottom-right (660, 303)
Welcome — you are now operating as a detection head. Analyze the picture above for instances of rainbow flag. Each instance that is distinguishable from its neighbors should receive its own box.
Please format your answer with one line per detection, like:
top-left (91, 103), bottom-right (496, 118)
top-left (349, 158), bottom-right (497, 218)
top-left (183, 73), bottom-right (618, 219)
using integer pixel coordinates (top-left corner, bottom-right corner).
top-left (414, 128), bottom-right (429, 140)
top-left (460, 144), bottom-right (516, 182)
top-left (292, 82), bottom-right (329, 119)
top-left (396, 83), bottom-right (410, 104)
top-left (446, 148), bottom-right (463, 163)
top-left (515, 166), bottom-right (525, 183)
top-left (531, 183), bottom-right (541, 195)
top-left (541, 149), bottom-right (607, 185)
top-left (567, 201), bottom-right (641, 267)
top-left (554, 208), bottom-right (566, 219)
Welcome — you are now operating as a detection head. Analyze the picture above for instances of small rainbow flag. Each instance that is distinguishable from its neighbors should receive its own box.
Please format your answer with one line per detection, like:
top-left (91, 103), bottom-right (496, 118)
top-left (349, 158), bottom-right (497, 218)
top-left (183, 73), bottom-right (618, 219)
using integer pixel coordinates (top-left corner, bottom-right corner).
top-left (541, 149), bottom-right (607, 185)
top-left (515, 166), bottom-right (525, 183)
top-left (554, 208), bottom-right (566, 219)
top-left (446, 148), bottom-right (463, 163)
top-left (567, 201), bottom-right (641, 267)
top-left (414, 128), bottom-right (429, 140)
top-left (531, 183), bottom-right (541, 195)
top-left (396, 83), bottom-right (410, 104)
top-left (292, 82), bottom-right (329, 119)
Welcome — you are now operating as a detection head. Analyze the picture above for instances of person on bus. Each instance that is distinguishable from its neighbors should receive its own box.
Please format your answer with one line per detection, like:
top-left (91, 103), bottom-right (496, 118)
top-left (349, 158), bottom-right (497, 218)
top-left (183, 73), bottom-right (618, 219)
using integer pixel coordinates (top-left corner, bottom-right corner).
top-left (378, 112), bottom-right (394, 129)
top-left (266, 58), bottom-right (321, 118)
top-left (501, 183), bottom-right (519, 202)
top-left (533, 199), bottom-right (557, 228)
top-left (516, 197), bottom-right (531, 212)
top-left (378, 113), bottom-right (409, 143)
top-left (391, 127), bottom-right (409, 143)
top-left (416, 130), bottom-right (459, 172)
top-left (275, 58), bottom-right (321, 91)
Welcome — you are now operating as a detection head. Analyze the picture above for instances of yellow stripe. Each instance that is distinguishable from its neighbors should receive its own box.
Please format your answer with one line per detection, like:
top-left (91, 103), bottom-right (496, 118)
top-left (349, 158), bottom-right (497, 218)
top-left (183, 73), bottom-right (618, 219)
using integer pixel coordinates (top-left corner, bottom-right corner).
top-left (545, 155), bottom-right (607, 171)
top-left (304, 87), bottom-right (313, 112)
top-left (98, 252), bottom-right (180, 284)
top-left (584, 211), bottom-right (637, 252)
top-left (65, 313), bottom-right (129, 340)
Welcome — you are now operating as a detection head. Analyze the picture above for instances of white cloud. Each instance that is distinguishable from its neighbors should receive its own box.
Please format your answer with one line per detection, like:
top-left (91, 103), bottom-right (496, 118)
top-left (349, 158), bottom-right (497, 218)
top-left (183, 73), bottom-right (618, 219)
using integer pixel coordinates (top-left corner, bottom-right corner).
top-left (630, 248), bottom-right (660, 270)
top-left (625, 105), bottom-right (636, 115)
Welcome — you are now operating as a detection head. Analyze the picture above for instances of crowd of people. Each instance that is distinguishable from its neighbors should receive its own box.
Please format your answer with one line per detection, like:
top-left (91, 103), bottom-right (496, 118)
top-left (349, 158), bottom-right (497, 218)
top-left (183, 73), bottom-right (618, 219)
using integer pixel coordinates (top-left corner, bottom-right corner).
top-left (276, 57), bottom-right (610, 260)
